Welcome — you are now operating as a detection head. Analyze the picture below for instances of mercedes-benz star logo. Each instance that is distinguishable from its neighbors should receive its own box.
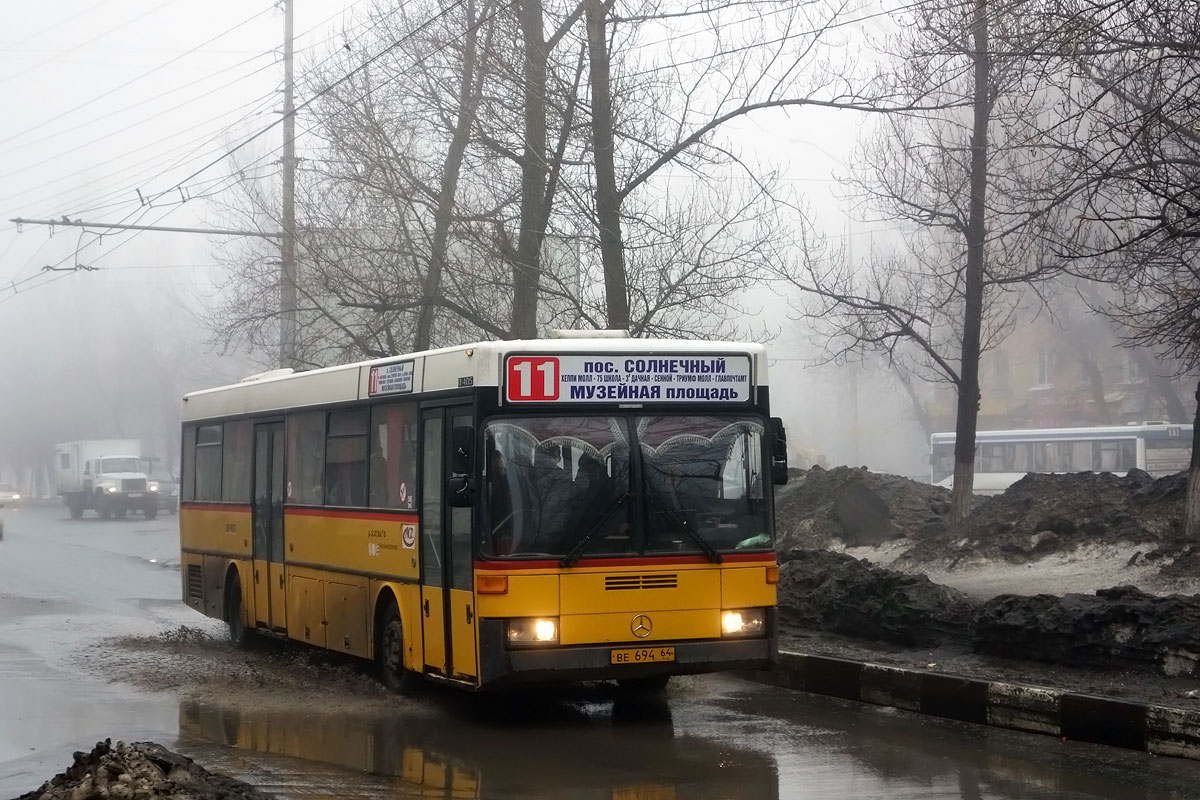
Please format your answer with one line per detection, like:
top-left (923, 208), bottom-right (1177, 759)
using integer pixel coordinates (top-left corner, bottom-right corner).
top-left (631, 614), bottom-right (653, 638)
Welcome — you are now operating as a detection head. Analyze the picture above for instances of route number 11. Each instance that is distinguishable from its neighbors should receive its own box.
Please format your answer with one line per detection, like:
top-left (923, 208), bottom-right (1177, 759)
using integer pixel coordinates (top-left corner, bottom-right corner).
top-left (507, 357), bottom-right (559, 401)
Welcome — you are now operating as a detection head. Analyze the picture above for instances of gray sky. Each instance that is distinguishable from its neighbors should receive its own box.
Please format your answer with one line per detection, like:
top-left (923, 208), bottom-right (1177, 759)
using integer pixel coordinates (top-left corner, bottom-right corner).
top-left (0, 0), bottom-right (930, 477)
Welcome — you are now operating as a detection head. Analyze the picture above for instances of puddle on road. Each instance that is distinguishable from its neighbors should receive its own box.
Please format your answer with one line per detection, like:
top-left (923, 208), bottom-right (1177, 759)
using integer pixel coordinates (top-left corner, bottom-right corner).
top-left (175, 690), bottom-right (781, 800)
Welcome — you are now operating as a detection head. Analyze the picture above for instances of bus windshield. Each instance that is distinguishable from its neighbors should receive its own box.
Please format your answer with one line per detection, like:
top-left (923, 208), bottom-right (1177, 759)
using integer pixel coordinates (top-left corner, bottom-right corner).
top-left (482, 415), bottom-right (771, 560)
top-left (100, 457), bottom-right (142, 474)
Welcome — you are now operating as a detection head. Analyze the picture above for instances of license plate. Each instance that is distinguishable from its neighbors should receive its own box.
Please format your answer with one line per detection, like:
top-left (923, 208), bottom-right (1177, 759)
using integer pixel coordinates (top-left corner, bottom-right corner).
top-left (611, 646), bottom-right (675, 665)
top-left (128, 493), bottom-right (143, 499)
top-left (613, 787), bottom-right (676, 800)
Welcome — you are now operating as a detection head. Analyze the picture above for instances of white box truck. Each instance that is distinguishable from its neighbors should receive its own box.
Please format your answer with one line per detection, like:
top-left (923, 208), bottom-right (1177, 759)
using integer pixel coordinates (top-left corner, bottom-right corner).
top-left (56, 440), bottom-right (161, 520)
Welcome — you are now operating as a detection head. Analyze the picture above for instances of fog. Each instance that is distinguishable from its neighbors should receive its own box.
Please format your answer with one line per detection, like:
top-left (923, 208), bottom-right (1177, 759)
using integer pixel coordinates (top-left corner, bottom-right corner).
top-left (6, 0), bottom-right (1169, 496)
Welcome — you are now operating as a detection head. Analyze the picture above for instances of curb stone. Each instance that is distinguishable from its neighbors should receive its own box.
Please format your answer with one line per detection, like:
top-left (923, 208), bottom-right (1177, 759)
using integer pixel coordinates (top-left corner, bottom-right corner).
top-left (746, 651), bottom-right (1200, 761)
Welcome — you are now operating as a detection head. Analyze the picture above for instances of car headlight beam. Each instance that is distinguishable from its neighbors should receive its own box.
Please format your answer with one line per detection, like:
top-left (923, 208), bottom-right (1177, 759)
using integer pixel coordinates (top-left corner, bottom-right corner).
top-left (721, 608), bottom-right (766, 637)
top-left (506, 617), bottom-right (559, 647)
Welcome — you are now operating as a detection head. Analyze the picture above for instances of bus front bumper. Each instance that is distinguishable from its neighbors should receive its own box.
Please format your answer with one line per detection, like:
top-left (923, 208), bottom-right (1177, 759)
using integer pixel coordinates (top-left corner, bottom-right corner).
top-left (477, 619), bottom-right (776, 687)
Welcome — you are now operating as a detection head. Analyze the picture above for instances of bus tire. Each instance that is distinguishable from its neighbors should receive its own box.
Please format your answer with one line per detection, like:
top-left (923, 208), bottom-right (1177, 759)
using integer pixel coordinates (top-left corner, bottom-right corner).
top-left (143, 504), bottom-right (158, 520)
top-left (618, 675), bottom-right (671, 695)
top-left (68, 498), bottom-right (84, 519)
top-left (225, 571), bottom-right (251, 649)
top-left (377, 598), bottom-right (415, 694)
top-left (96, 497), bottom-right (112, 521)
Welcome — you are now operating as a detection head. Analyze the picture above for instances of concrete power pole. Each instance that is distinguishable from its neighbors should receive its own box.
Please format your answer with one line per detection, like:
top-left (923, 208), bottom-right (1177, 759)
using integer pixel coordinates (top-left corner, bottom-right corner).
top-left (280, 0), bottom-right (298, 369)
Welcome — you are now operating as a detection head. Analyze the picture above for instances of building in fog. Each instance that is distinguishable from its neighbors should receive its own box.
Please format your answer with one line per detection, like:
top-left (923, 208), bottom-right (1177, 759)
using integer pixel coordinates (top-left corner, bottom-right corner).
top-left (929, 314), bottom-right (1195, 432)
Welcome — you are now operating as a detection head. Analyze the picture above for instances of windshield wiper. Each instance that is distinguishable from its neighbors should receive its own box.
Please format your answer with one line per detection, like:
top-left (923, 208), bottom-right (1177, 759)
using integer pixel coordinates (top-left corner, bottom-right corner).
top-left (646, 494), bottom-right (723, 564)
top-left (560, 491), bottom-right (630, 567)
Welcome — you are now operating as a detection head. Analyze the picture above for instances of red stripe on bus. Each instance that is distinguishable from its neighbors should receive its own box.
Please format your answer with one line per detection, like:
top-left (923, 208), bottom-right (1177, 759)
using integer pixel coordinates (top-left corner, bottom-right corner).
top-left (473, 552), bottom-right (776, 570)
top-left (180, 501), bottom-right (252, 512)
top-left (285, 507), bottom-right (419, 523)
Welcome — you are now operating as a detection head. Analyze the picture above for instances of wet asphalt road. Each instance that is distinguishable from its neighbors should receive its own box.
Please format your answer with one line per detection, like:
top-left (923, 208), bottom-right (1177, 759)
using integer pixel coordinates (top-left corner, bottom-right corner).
top-left (3, 505), bottom-right (1200, 800)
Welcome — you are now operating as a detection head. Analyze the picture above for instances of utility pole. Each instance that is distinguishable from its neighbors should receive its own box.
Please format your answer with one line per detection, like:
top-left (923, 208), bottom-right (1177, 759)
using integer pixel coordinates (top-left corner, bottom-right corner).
top-left (279, 0), bottom-right (298, 369)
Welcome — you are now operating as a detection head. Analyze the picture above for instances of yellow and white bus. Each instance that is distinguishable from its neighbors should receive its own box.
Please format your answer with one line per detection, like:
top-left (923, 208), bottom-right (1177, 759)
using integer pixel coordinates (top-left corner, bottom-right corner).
top-left (179, 333), bottom-right (786, 692)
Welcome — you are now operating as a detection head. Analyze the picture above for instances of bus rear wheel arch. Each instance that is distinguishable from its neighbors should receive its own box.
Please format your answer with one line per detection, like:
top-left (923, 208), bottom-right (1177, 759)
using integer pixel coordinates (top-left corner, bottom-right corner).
top-left (224, 566), bottom-right (251, 649)
top-left (376, 594), bottom-right (415, 694)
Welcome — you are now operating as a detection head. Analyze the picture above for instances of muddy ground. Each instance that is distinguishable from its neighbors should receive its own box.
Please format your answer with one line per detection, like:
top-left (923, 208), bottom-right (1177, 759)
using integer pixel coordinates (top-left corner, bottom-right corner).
top-left (775, 467), bottom-right (1200, 693)
top-left (778, 465), bottom-right (1199, 597)
top-left (80, 625), bottom-right (422, 718)
top-left (778, 625), bottom-right (1200, 710)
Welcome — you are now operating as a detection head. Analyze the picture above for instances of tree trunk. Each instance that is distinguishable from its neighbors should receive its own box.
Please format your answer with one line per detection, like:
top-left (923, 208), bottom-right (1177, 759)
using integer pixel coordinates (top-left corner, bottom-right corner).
top-left (1185, 378), bottom-right (1200, 539)
top-left (414, 0), bottom-right (482, 351)
top-left (585, 0), bottom-right (629, 331)
top-left (951, 0), bottom-right (990, 526)
top-left (511, 0), bottom-right (548, 339)
top-left (1075, 351), bottom-right (1112, 424)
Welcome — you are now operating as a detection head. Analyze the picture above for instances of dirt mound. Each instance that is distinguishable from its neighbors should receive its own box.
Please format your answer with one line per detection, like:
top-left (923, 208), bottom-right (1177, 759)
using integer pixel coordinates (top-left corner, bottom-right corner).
top-left (898, 470), bottom-right (1186, 567)
top-left (15, 739), bottom-right (271, 800)
top-left (776, 466), bottom-right (953, 550)
top-left (973, 586), bottom-right (1200, 678)
top-left (777, 548), bottom-right (973, 646)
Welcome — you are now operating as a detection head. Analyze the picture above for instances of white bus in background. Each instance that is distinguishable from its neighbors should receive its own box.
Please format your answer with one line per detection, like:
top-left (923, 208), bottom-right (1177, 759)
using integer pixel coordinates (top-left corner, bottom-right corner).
top-left (930, 422), bottom-right (1193, 495)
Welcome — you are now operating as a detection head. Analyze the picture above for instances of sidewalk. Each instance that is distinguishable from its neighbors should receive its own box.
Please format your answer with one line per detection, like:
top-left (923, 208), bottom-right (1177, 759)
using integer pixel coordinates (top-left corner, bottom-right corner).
top-left (749, 631), bottom-right (1200, 761)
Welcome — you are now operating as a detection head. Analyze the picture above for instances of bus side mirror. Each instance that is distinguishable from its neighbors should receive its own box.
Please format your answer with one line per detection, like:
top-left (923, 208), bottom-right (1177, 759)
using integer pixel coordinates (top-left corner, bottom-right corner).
top-left (451, 425), bottom-right (476, 475)
top-left (769, 417), bottom-right (788, 486)
top-left (447, 475), bottom-right (475, 507)
top-left (448, 426), bottom-right (476, 507)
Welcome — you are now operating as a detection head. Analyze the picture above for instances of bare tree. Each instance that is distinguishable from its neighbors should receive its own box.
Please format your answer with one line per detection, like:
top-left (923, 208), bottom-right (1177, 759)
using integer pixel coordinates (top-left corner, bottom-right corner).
top-left (1032, 0), bottom-right (1200, 533)
top-left (781, 0), bottom-right (1086, 522)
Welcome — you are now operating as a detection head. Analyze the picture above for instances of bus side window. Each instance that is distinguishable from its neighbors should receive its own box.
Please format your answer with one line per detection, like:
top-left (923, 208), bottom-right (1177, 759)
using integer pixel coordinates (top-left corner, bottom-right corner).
top-left (195, 424), bottom-right (223, 501)
top-left (369, 403), bottom-right (418, 509)
top-left (1070, 441), bottom-right (1091, 472)
top-left (287, 411), bottom-right (326, 504)
top-left (325, 409), bottom-right (368, 507)
top-left (222, 421), bottom-right (253, 503)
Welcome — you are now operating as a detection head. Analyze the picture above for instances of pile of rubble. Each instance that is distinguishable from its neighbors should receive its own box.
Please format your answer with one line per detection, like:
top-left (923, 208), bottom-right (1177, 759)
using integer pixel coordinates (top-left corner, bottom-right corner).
top-left (15, 740), bottom-right (271, 800)
top-left (778, 465), bottom-right (1193, 573)
top-left (775, 466), bottom-right (955, 550)
top-left (899, 469), bottom-right (1186, 567)
top-left (777, 549), bottom-right (972, 646)
top-left (777, 548), bottom-right (1200, 678)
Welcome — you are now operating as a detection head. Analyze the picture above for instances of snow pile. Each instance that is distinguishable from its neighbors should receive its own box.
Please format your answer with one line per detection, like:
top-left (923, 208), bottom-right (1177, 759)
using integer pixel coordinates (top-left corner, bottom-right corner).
top-left (15, 739), bottom-right (272, 800)
top-left (776, 466), bottom-right (954, 550)
top-left (974, 586), bottom-right (1200, 677)
top-left (898, 469), bottom-right (1186, 567)
top-left (777, 549), bottom-right (973, 646)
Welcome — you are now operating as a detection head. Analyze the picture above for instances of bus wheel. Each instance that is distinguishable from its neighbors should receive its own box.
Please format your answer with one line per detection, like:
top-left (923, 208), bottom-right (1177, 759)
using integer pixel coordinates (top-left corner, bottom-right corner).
top-left (618, 675), bottom-right (671, 695)
top-left (96, 498), bottom-right (112, 521)
top-left (68, 499), bottom-right (84, 519)
top-left (225, 573), bottom-right (250, 649)
top-left (143, 504), bottom-right (158, 520)
top-left (378, 599), bottom-right (414, 694)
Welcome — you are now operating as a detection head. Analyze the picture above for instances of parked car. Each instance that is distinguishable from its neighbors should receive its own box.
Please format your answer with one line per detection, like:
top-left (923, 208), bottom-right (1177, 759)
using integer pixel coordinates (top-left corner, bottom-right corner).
top-left (0, 484), bottom-right (21, 509)
top-left (149, 473), bottom-right (179, 514)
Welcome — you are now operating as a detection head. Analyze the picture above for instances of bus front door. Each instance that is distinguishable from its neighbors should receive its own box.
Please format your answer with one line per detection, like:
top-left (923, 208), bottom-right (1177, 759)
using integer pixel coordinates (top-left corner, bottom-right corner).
top-left (252, 422), bottom-right (287, 632)
top-left (420, 405), bottom-right (478, 682)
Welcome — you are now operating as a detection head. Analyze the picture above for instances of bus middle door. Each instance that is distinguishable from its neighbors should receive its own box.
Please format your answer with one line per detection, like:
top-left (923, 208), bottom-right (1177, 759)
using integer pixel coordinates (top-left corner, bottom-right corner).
top-left (252, 421), bottom-right (287, 632)
top-left (419, 405), bottom-right (478, 682)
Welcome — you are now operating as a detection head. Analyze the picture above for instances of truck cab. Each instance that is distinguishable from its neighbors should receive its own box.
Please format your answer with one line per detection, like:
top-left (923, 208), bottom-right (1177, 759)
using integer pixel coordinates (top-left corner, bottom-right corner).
top-left (57, 440), bottom-right (161, 520)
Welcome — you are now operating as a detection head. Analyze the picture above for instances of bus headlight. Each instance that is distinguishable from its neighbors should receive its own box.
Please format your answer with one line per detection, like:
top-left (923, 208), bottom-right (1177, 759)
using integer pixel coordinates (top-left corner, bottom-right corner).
top-left (506, 617), bottom-right (559, 646)
top-left (149, 483), bottom-right (160, 492)
top-left (721, 608), bottom-right (765, 637)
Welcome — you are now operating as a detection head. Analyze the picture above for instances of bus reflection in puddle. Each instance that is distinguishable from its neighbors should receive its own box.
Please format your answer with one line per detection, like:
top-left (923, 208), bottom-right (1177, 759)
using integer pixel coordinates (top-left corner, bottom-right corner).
top-left (176, 696), bottom-right (779, 799)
